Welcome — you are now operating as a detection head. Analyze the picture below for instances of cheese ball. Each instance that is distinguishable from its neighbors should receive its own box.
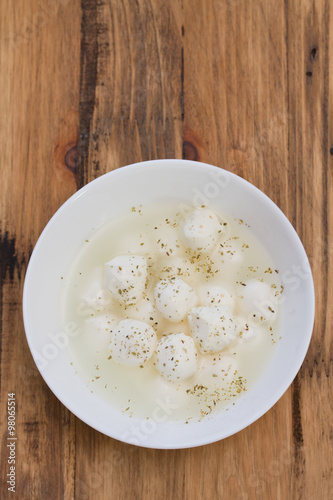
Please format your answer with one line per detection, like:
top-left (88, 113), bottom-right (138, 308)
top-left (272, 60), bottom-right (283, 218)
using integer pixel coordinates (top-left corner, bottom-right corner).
top-left (199, 285), bottom-right (235, 310)
top-left (155, 333), bottom-right (198, 381)
top-left (154, 277), bottom-right (197, 322)
top-left (109, 319), bottom-right (157, 366)
top-left (188, 305), bottom-right (238, 353)
top-left (236, 318), bottom-right (258, 342)
top-left (180, 208), bottom-right (222, 252)
top-left (104, 255), bottom-right (148, 305)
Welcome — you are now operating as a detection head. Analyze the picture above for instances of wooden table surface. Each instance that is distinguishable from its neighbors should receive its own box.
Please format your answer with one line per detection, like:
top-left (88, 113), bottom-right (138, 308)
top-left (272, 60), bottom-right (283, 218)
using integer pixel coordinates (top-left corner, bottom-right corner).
top-left (1, 1), bottom-right (332, 498)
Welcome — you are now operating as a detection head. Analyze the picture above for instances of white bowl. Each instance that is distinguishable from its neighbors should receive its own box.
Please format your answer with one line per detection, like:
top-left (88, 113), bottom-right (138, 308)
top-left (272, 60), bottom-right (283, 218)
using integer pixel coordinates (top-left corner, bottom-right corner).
top-left (23, 159), bottom-right (315, 449)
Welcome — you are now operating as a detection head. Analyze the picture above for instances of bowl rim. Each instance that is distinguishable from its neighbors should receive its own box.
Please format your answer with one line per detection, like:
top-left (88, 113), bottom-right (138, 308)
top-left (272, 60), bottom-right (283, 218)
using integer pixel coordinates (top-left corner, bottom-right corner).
top-left (23, 159), bottom-right (315, 449)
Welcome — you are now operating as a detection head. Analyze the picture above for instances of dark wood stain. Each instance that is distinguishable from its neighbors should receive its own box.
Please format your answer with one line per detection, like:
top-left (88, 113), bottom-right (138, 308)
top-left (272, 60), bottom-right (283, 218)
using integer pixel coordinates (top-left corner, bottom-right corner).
top-left (182, 140), bottom-right (198, 161)
top-left (77, 0), bottom-right (100, 189)
top-left (181, 47), bottom-right (184, 122)
top-left (0, 232), bottom-right (18, 283)
top-left (0, 233), bottom-right (18, 389)
top-left (310, 46), bottom-right (318, 61)
top-left (292, 374), bottom-right (305, 478)
top-left (65, 145), bottom-right (79, 173)
top-left (182, 127), bottom-right (204, 162)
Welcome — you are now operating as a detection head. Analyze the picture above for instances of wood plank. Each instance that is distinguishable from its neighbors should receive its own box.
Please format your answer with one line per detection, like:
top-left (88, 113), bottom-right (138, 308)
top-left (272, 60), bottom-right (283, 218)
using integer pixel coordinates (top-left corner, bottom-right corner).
top-left (75, 2), bottom-right (184, 498)
top-left (183, 1), bottom-right (332, 499)
top-left (285, 1), bottom-right (333, 498)
top-left (182, 3), bottom-right (293, 499)
top-left (78, 0), bottom-right (183, 188)
top-left (0, 0), bottom-right (81, 498)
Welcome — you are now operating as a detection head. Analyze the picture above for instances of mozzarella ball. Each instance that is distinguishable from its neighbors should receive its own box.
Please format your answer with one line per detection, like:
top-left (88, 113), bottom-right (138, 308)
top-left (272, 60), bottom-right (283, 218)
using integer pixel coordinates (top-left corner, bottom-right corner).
top-left (237, 279), bottom-right (276, 323)
top-left (104, 255), bottom-right (148, 305)
top-left (155, 333), bottom-right (198, 381)
top-left (180, 208), bottom-right (222, 252)
top-left (155, 256), bottom-right (196, 280)
top-left (154, 277), bottom-right (197, 322)
top-left (236, 318), bottom-right (258, 342)
top-left (220, 242), bottom-right (244, 265)
top-left (109, 319), bottom-right (157, 367)
top-left (199, 285), bottom-right (235, 310)
top-left (122, 297), bottom-right (158, 325)
top-left (188, 305), bottom-right (238, 353)
top-left (153, 223), bottom-right (182, 256)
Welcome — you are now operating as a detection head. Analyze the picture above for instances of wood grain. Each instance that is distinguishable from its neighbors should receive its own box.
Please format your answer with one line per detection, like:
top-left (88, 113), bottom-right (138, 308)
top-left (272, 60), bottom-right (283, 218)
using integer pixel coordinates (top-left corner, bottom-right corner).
top-left (1, 0), bottom-right (332, 499)
top-left (0, 0), bottom-right (80, 499)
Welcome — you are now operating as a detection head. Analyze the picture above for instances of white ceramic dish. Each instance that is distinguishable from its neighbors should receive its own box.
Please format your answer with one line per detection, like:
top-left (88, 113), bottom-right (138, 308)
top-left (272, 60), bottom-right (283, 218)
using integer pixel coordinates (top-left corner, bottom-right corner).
top-left (23, 159), bottom-right (315, 449)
